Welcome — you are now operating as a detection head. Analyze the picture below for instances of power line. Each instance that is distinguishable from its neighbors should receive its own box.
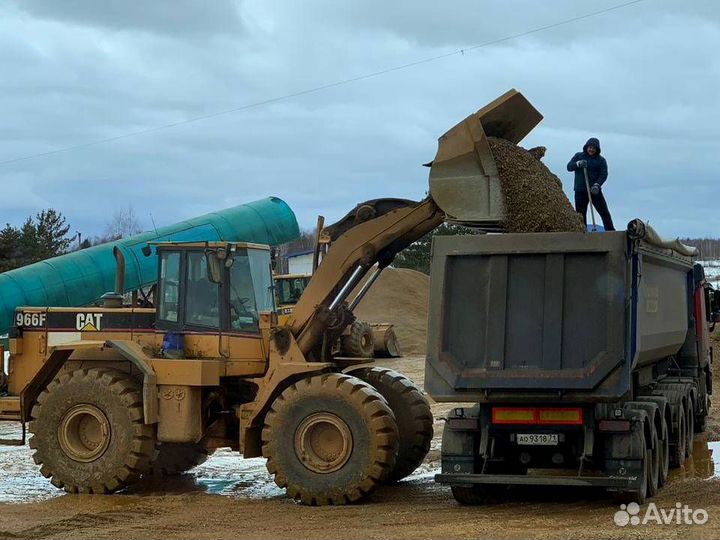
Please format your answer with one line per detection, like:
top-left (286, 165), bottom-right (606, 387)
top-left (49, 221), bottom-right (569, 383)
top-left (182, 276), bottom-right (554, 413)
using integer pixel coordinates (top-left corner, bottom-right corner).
top-left (0, 0), bottom-right (648, 167)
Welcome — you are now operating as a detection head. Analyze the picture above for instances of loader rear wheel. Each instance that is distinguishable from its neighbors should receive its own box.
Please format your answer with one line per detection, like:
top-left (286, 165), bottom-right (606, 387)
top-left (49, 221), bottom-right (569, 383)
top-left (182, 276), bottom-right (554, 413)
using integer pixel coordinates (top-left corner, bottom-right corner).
top-left (340, 321), bottom-right (375, 358)
top-left (29, 368), bottom-right (156, 494)
top-left (353, 367), bottom-right (433, 482)
top-left (151, 443), bottom-right (210, 475)
top-left (262, 373), bottom-right (399, 505)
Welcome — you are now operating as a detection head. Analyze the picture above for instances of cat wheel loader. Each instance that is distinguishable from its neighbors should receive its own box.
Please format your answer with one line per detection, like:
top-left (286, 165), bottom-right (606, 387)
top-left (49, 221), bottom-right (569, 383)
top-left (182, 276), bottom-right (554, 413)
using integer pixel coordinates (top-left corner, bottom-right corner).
top-left (0, 89), bottom-right (539, 504)
top-left (275, 272), bottom-right (400, 358)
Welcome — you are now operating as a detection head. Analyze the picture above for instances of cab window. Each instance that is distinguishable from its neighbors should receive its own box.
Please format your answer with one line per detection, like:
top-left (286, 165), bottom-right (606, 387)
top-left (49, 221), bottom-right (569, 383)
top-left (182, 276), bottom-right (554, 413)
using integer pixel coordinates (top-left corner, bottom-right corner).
top-left (228, 254), bottom-right (259, 332)
top-left (277, 277), bottom-right (308, 305)
top-left (184, 251), bottom-right (220, 329)
top-left (157, 252), bottom-right (180, 323)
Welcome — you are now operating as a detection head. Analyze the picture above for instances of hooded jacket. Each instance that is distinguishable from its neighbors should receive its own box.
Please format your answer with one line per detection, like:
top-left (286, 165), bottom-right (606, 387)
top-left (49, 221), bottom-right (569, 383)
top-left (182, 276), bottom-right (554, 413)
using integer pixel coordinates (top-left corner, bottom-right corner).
top-left (567, 137), bottom-right (608, 192)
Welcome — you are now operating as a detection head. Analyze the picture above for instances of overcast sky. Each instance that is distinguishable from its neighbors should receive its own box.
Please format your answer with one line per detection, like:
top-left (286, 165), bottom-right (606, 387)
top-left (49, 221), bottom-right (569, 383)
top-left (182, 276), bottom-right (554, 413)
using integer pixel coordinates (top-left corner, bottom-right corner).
top-left (1, 0), bottom-right (718, 240)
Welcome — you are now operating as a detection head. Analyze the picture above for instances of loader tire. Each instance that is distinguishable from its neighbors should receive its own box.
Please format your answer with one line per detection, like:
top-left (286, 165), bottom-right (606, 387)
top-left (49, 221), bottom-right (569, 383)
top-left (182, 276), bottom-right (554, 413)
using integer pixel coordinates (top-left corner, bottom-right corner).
top-left (29, 368), bottom-right (156, 494)
top-left (340, 321), bottom-right (375, 358)
top-left (262, 373), bottom-right (399, 505)
top-left (151, 443), bottom-right (210, 475)
top-left (353, 367), bottom-right (433, 482)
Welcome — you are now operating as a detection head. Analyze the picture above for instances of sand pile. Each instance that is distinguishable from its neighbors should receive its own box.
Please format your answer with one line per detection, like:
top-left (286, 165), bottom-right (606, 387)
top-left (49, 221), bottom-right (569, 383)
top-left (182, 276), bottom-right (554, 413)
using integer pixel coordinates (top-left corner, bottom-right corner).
top-left (353, 267), bottom-right (429, 356)
top-left (488, 137), bottom-right (585, 233)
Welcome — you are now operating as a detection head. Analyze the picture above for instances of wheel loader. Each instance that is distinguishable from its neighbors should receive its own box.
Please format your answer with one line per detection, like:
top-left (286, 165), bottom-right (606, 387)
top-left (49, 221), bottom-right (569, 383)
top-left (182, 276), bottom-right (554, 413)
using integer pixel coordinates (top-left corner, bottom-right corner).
top-left (275, 272), bottom-right (401, 358)
top-left (0, 89), bottom-right (539, 504)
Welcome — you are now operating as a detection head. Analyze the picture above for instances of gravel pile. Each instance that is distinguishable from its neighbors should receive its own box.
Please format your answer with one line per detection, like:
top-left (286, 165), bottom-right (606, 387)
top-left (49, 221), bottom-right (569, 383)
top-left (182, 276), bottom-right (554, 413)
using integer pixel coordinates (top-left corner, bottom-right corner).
top-left (488, 137), bottom-right (585, 233)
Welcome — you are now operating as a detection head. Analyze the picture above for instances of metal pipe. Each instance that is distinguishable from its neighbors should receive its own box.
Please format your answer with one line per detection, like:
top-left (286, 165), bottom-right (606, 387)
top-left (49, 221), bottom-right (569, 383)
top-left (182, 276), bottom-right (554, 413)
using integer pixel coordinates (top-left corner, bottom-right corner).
top-left (113, 246), bottom-right (126, 294)
top-left (328, 266), bottom-right (365, 312)
top-left (348, 265), bottom-right (383, 311)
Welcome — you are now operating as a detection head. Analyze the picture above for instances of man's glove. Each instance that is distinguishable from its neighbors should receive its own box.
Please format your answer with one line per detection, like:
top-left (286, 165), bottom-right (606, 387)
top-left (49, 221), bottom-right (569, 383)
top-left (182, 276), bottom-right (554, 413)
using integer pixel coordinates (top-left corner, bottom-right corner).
top-left (590, 183), bottom-right (601, 195)
top-left (576, 160), bottom-right (587, 169)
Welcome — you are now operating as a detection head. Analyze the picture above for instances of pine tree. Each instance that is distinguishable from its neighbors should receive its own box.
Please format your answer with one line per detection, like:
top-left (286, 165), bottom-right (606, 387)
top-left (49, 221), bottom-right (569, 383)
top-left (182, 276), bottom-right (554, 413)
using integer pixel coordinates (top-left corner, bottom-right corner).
top-left (0, 224), bottom-right (21, 273)
top-left (34, 209), bottom-right (71, 260)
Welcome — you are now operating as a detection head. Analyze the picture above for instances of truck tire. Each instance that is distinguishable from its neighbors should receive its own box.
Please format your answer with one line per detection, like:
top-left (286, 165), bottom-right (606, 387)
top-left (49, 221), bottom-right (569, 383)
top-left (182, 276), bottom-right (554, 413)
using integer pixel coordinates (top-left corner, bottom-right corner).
top-left (28, 368), bottom-right (156, 494)
top-left (340, 321), bottom-right (375, 358)
top-left (151, 443), bottom-right (210, 475)
top-left (262, 373), bottom-right (399, 505)
top-left (685, 398), bottom-right (694, 458)
top-left (353, 367), bottom-right (433, 482)
top-left (696, 411), bottom-right (708, 433)
top-left (658, 415), bottom-right (670, 487)
top-left (670, 403), bottom-right (686, 467)
top-left (451, 485), bottom-right (500, 505)
top-left (647, 427), bottom-right (660, 497)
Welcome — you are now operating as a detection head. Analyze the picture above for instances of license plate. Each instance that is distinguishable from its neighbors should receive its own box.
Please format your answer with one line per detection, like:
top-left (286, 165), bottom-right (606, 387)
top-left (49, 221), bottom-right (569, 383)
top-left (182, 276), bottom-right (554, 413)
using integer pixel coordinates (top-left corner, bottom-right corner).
top-left (516, 433), bottom-right (558, 446)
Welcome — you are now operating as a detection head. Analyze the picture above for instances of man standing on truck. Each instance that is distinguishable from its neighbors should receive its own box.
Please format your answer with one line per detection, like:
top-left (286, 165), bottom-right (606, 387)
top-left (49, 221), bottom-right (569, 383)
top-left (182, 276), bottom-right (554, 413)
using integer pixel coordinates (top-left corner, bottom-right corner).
top-left (567, 137), bottom-right (615, 231)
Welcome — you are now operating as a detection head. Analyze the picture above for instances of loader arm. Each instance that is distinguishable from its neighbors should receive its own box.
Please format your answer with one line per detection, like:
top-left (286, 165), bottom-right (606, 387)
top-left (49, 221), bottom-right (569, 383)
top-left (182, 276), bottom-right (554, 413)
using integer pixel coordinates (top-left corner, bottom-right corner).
top-left (286, 89), bottom-right (543, 360)
top-left (288, 197), bottom-right (444, 359)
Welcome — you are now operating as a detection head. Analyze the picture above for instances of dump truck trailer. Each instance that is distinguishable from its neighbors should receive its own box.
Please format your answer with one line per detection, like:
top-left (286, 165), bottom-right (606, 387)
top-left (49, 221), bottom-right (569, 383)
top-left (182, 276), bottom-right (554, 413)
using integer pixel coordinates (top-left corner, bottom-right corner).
top-left (427, 222), bottom-right (717, 504)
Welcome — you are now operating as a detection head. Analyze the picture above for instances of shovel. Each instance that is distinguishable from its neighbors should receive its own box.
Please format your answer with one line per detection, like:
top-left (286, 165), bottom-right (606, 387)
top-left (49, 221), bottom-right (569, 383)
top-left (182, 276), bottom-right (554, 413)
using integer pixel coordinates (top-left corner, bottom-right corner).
top-left (583, 167), bottom-right (598, 232)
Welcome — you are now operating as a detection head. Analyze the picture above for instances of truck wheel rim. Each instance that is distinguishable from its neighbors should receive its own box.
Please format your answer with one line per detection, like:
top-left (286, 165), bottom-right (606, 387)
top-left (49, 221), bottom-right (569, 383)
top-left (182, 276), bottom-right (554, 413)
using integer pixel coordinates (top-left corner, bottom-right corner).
top-left (58, 404), bottom-right (111, 463)
top-left (295, 412), bottom-right (353, 473)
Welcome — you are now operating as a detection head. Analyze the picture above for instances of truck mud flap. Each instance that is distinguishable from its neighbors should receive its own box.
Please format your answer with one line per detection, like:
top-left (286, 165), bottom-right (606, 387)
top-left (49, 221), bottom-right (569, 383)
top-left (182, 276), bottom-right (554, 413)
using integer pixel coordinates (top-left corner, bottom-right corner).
top-left (435, 472), bottom-right (637, 490)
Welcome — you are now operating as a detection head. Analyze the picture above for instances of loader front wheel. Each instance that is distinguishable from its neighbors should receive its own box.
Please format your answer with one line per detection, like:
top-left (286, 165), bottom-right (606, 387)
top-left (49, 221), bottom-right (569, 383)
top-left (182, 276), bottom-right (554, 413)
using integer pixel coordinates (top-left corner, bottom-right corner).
top-left (29, 368), bottom-right (156, 494)
top-left (262, 373), bottom-right (399, 505)
top-left (353, 367), bottom-right (433, 481)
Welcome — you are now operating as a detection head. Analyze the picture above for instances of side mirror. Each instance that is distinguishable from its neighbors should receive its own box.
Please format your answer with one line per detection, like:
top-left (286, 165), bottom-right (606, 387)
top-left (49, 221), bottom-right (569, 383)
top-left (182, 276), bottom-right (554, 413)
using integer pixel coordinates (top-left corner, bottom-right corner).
top-left (206, 252), bottom-right (225, 284)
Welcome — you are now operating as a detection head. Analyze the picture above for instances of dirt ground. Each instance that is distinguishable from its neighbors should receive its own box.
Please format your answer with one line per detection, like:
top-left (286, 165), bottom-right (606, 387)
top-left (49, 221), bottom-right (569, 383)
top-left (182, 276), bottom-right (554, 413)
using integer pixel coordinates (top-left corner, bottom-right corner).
top-left (2, 353), bottom-right (720, 540)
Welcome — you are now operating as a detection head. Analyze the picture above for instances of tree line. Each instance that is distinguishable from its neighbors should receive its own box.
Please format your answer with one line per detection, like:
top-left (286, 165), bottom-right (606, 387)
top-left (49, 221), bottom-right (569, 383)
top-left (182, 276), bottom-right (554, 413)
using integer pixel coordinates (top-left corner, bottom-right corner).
top-left (0, 207), bottom-right (142, 273)
top-left (679, 238), bottom-right (720, 261)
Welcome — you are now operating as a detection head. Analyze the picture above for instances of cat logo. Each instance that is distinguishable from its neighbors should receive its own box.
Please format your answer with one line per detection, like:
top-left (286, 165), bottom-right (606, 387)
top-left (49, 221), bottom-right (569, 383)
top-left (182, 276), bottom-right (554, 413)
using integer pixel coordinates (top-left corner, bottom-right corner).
top-left (76, 313), bottom-right (103, 331)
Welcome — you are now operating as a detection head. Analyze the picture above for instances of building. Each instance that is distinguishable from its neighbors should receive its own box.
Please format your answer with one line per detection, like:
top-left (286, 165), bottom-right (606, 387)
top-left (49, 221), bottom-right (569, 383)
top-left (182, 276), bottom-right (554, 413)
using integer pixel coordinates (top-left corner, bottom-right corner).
top-left (285, 249), bottom-right (314, 275)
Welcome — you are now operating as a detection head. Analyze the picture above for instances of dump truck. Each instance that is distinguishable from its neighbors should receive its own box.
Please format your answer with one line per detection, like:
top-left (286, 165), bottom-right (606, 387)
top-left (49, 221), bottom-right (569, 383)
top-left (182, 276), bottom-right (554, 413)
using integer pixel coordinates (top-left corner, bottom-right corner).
top-left (427, 222), bottom-right (717, 504)
top-left (274, 272), bottom-right (401, 358)
top-left (0, 87), bottom-right (542, 504)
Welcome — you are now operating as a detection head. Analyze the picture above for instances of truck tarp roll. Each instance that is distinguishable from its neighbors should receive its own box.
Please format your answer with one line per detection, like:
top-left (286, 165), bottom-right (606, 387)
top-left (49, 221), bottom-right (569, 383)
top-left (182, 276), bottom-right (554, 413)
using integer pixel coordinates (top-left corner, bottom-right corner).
top-left (626, 219), bottom-right (698, 258)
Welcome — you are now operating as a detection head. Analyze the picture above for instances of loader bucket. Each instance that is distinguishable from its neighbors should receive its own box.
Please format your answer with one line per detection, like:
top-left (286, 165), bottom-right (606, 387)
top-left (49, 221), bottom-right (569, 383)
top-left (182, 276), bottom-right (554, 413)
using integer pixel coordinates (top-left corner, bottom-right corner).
top-left (428, 89), bottom-right (543, 228)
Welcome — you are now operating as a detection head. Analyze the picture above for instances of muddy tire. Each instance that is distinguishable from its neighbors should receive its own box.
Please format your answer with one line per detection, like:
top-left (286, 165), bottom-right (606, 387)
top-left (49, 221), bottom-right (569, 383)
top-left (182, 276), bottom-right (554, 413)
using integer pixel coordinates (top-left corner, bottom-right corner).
top-left (262, 373), bottom-right (399, 505)
top-left (451, 485), bottom-right (499, 505)
top-left (151, 443), bottom-right (210, 475)
top-left (670, 403), bottom-right (686, 467)
top-left (353, 367), bottom-right (433, 482)
top-left (340, 321), bottom-right (375, 358)
top-left (685, 399), bottom-right (694, 458)
top-left (29, 368), bottom-right (156, 494)
top-left (658, 416), bottom-right (670, 487)
top-left (647, 427), bottom-right (660, 498)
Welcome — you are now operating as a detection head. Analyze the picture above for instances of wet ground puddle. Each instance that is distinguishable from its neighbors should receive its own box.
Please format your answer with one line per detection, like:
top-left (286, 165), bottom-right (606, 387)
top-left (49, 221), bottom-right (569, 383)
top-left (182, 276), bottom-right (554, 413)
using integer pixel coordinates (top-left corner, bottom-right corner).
top-left (1, 421), bottom-right (718, 504)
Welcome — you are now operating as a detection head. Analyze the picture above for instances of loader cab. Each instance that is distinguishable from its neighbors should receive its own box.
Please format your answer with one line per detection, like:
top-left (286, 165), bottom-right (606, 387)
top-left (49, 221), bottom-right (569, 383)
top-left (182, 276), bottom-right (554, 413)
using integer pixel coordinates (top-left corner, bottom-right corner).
top-left (153, 242), bottom-right (275, 334)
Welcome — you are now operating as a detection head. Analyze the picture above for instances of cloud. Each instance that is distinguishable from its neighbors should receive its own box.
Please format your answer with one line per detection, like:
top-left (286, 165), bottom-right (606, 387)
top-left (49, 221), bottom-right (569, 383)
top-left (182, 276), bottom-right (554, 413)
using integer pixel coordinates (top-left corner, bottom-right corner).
top-left (0, 0), bottom-right (718, 239)
top-left (7, 0), bottom-right (243, 36)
